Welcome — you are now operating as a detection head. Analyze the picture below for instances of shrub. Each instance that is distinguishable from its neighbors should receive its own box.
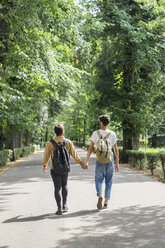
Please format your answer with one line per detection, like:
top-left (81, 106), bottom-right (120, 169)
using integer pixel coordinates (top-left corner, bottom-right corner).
top-left (160, 152), bottom-right (165, 179)
top-left (0, 149), bottom-right (13, 166)
top-left (146, 153), bottom-right (160, 176)
top-left (13, 148), bottom-right (23, 160)
top-left (136, 151), bottom-right (147, 170)
top-left (127, 150), bottom-right (137, 167)
top-left (22, 146), bottom-right (35, 156)
top-left (33, 144), bottom-right (40, 151)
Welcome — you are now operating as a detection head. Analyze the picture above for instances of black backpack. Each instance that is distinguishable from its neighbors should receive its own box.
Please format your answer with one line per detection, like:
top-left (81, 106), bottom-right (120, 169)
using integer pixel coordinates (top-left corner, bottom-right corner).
top-left (50, 139), bottom-right (70, 174)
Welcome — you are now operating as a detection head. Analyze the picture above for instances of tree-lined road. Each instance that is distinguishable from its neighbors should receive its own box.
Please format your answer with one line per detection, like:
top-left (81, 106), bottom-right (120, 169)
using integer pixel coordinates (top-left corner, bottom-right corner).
top-left (0, 148), bottom-right (165, 248)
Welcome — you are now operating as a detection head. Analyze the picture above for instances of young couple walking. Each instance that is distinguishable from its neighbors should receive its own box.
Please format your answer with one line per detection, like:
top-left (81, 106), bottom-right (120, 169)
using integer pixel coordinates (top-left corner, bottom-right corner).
top-left (42, 115), bottom-right (119, 215)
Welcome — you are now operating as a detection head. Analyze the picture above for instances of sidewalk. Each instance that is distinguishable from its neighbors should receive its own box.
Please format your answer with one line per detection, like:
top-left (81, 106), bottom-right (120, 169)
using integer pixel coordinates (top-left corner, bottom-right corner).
top-left (0, 147), bottom-right (165, 248)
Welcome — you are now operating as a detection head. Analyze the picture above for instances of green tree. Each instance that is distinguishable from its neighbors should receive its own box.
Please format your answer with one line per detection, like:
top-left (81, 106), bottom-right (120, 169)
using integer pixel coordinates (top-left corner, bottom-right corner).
top-left (94, 0), bottom-right (165, 160)
top-left (0, 0), bottom-right (85, 149)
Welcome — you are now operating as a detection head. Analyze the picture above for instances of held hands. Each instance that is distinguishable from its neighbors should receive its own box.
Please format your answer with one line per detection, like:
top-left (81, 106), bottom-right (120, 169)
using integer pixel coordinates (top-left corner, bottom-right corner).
top-left (43, 167), bottom-right (47, 173)
top-left (81, 162), bottom-right (88, 169)
top-left (84, 161), bottom-right (88, 169)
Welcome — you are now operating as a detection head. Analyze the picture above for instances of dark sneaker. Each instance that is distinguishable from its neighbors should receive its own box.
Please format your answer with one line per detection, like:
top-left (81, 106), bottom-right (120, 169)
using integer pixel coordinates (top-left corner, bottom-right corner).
top-left (103, 204), bottom-right (108, 209)
top-left (97, 196), bottom-right (103, 210)
top-left (62, 205), bottom-right (68, 213)
top-left (55, 208), bottom-right (62, 215)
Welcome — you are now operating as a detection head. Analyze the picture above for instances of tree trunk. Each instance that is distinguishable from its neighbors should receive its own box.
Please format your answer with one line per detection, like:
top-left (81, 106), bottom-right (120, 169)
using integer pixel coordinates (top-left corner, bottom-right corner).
top-left (122, 67), bottom-right (134, 163)
top-left (25, 131), bottom-right (30, 146)
top-left (14, 133), bottom-right (23, 148)
top-left (122, 126), bottom-right (133, 163)
top-left (4, 125), bottom-right (15, 150)
top-left (5, 136), bottom-right (14, 150)
top-left (152, 134), bottom-right (157, 148)
top-left (132, 128), bottom-right (139, 150)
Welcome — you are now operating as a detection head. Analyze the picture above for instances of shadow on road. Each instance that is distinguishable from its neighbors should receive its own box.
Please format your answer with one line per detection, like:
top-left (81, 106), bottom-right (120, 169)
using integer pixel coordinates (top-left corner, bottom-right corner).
top-left (3, 205), bottom-right (165, 248)
top-left (57, 205), bottom-right (165, 248)
top-left (3, 209), bottom-right (98, 223)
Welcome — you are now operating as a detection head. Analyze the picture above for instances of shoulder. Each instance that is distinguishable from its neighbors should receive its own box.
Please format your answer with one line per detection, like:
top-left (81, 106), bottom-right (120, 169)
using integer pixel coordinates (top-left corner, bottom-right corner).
top-left (44, 140), bottom-right (54, 150)
top-left (64, 138), bottom-right (71, 144)
top-left (65, 139), bottom-right (73, 147)
top-left (109, 130), bottom-right (116, 137)
top-left (91, 130), bottom-right (98, 139)
top-left (92, 130), bottom-right (99, 136)
top-left (109, 130), bottom-right (117, 145)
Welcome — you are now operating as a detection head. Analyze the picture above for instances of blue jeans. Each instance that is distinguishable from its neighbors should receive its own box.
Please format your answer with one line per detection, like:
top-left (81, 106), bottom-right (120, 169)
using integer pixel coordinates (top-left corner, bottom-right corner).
top-left (95, 159), bottom-right (114, 200)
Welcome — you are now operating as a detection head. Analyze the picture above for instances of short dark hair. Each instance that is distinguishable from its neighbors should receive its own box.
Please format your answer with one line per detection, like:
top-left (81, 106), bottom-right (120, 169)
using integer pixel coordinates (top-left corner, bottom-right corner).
top-left (99, 115), bottom-right (110, 126)
top-left (54, 124), bottom-right (64, 136)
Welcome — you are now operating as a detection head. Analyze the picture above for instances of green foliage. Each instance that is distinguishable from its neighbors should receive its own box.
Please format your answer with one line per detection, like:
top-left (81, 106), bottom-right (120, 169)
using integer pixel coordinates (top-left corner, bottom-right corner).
top-left (13, 148), bottom-right (23, 160)
top-left (93, 0), bottom-right (165, 150)
top-left (127, 148), bottom-right (163, 175)
top-left (146, 152), bottom-right (160, 175)
top-left (22, 146), bottom-right (35, 157)
top-left (148, 136), bottom-right (165, 148)
top-left (127, 150), bottom-right (138, 167)
top-left (136, 152), bottom-right (147, 170)
top-left (0, 149), bottom-right (13, 166)
top-left (159, 151), bottom-right (165, 179)
top-left (0, 145), bottom-right (39, 167)
top-left (49, 76), bottom-right (101, 143)
top-left (0, 0), bottom-right (165, 155)
top-left (0, 0), bottom-right (90, 148)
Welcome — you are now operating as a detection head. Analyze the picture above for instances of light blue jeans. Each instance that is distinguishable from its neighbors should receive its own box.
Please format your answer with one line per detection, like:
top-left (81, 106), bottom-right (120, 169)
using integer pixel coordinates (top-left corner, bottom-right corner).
top-left (95, 159), bottom-right (114, 200)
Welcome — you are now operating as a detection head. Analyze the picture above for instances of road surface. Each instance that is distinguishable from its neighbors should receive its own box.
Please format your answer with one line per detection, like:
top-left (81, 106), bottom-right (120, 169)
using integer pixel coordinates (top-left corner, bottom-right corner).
top-left (0, 147), bottom-right (165, 248)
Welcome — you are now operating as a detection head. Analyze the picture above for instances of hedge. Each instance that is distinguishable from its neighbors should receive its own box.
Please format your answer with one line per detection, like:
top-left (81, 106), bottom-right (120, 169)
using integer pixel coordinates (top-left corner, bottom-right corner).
top-left (22, 146), bottom-right (35, 157)
top-left (160, 152), bottom-right (165, 179)
top-left (13, 148), bottom-right (23, 160)
top-left (0, 145), bottom-right (40, 167)
top-left (126, 149), bottom-right (164, 177)
top-left (146, 153), bottom-right (160, 176)
top-left (73, 143), bottom-right (165, 179)
top-left (0, 149), bottom-right (13, 166)
top-left (127, 150), bottom-right (148, 170)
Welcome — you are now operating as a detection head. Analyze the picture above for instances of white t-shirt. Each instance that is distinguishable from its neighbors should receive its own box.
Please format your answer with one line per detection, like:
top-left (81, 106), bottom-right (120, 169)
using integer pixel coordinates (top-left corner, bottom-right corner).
top-left (91, 129), bottom-right (117, 150)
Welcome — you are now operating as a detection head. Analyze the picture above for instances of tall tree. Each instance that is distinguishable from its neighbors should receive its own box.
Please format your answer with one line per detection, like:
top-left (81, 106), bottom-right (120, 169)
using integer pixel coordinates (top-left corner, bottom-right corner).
top-left (0, 0), bottom-right (85, 149)
top-left (94, 0), bottom-right (165, 160)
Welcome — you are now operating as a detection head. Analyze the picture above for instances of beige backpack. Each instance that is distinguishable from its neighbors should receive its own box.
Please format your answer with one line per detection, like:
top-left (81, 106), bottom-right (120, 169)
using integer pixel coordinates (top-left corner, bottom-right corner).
top-left (96, 130), bottom-right (112, 164)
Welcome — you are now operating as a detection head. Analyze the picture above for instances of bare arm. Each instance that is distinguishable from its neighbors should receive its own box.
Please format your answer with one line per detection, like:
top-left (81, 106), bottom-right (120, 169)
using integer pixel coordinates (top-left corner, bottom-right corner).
top-left (69, 142), bottom-right (85, 169)
top-left (113, 143), bottom-right (119, 172)
top-left (84, 140), bottom-right (94, 168)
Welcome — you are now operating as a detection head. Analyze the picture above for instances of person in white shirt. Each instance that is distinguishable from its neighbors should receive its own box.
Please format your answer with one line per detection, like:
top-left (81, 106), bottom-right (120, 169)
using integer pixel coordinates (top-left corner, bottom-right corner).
top-left (84, 115), bottom-right (119, 210)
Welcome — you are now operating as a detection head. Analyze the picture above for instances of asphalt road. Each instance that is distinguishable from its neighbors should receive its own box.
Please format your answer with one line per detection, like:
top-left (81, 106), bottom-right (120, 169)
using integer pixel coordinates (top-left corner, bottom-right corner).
top-left (0, 147), bottom-right (165, 248)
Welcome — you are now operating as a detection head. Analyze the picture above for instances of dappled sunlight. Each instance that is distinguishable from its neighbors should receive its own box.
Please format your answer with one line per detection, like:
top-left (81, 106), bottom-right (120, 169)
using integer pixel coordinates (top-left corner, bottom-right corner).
top-left (55, 205), bottom-right (165, 248)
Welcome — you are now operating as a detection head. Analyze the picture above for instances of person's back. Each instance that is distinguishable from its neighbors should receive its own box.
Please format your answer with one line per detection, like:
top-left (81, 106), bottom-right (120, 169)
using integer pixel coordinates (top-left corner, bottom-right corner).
top-left (84, 115), bottom-right (119, 210)
top-left (92, 128), bottom-right (117, 164)
top-left (42, 124), bottom-right (85, 215)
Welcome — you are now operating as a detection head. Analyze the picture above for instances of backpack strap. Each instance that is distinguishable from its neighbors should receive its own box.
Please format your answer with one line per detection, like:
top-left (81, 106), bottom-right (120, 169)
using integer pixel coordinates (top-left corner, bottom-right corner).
top-left (49, 139), bottom-right (58, 147)
top-left (96, 131), bottom-right (103, 156)
top-left (62, 139), bottom-right (68, 146)
top-left (105, 140), bottom-right (109, 158)
top-left (97, 130), bottom-right (102, 139)
top-left (105, 131), bottom-right (111, 157)
top-left (106, 131), bottom-right (111, 138)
